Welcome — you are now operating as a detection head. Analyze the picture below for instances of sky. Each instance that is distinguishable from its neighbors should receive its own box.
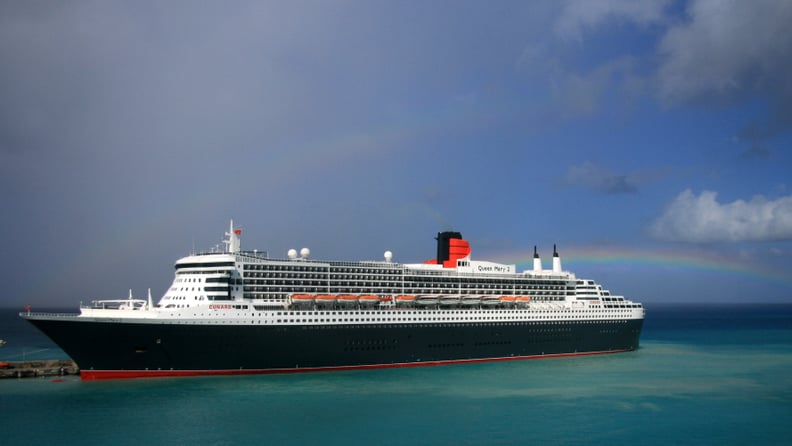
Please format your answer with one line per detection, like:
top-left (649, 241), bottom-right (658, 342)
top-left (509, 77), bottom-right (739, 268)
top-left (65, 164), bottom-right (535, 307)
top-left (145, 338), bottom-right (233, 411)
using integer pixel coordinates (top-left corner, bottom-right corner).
top-left (1, 0), bottom-right (791, 307)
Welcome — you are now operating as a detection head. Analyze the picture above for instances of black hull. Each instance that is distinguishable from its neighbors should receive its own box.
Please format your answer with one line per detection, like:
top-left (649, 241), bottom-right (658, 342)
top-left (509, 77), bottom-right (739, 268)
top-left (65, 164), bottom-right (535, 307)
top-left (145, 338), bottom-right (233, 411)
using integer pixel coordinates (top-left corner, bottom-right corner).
top-left (27, 317), bottom-right (643, 379)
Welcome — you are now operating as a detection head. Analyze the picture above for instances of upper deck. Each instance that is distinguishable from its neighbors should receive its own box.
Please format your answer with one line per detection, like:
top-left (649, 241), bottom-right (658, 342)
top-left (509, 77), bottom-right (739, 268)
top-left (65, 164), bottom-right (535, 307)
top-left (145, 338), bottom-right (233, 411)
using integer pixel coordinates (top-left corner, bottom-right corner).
top-left (142, 221), bottom-right (639, 315)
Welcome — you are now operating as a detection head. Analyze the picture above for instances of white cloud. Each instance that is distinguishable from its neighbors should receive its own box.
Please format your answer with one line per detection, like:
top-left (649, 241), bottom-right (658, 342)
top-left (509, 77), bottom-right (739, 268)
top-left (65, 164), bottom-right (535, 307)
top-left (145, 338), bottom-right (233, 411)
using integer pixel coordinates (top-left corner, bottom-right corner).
top-left (649, 190), bottom-right (792, 242)
top-left (555, 0), bottom-right (671, 40)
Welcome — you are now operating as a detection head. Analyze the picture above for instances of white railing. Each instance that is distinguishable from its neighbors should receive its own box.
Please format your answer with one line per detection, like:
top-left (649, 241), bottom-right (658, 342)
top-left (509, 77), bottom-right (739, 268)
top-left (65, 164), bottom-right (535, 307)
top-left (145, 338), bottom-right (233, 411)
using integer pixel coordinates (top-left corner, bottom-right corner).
top-left (19, 311), bottom-right (79, 318)
top-left (81, 299), bottom-right (149, 310)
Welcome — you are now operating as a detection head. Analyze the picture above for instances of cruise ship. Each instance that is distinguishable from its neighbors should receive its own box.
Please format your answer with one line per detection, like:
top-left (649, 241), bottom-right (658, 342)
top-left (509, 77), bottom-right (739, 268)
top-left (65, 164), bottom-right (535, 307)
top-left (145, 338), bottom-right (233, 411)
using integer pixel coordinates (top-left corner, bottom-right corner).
top-left (22, 221), bottom-right (644, 380)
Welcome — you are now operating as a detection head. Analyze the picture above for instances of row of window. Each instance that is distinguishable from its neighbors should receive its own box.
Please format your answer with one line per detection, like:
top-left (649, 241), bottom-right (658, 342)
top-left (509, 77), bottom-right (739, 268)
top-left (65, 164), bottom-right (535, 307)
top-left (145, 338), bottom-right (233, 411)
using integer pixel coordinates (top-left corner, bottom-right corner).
top-left (180, 259), bottom-right (573, 286)
top-left (245, 291), bottom-right (570, 299)
top-left (242, 285), bottom-right (568, 295)
top-left (242, 270), bottom-right (569, 287)
top-left (242, 277), bottom-right (566, 289)
top-left (274, 309), bottom-right (586, 316)
top-left (177, 320), bottom-right (632, 329)
top-left (244, 263), bottom-right (406, 275)
top-left (176, 261), bottom-right (235, 270)
top-left (189, 308), bottom-right (635, 321)
top-left (240, 292), bottom-right (569, 303)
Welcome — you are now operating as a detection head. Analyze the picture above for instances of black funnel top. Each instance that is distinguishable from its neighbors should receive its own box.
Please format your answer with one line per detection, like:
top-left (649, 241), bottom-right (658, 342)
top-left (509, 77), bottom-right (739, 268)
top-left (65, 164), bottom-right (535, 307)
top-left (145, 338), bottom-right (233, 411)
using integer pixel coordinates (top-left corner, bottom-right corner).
top-left (436, 231), bottom-right (463, 264)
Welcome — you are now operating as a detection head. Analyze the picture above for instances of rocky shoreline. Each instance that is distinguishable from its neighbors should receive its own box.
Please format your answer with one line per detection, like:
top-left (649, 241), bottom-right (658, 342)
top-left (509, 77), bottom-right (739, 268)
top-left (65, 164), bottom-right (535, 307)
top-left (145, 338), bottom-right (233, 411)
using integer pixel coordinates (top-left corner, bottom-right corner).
top-left (0, 359), bottom-right (79, 379)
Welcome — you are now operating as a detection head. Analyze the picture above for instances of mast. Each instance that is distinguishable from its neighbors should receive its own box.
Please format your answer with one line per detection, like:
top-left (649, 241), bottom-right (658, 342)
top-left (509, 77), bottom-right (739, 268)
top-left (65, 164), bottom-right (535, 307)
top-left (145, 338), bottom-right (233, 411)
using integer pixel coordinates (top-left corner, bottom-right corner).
top-left (224, 220), bottom-right (241, 253)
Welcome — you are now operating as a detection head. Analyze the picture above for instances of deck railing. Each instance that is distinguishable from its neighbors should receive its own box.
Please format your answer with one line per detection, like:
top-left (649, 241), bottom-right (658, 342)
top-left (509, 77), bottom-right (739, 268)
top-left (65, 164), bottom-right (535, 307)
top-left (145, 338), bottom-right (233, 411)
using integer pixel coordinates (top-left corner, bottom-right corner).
top-left (19, 312), bottom-right (80, 318)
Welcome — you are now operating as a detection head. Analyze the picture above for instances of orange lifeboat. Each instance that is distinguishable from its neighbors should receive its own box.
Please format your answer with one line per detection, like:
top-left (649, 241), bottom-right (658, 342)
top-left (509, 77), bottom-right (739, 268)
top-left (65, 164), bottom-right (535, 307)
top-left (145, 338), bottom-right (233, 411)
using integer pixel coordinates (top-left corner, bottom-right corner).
top-left (291, 294), bottom-right (315, 302)
top-left (499, 296), bottom-right (516, 306)
top-left (315, 294), bottom-right (336, 305)
top-left (395, 295), bottom-right (416, 305)
top-left (515, 296), bottom-right (532, 304)
top-left (359, 295), bottom-right (379, 305)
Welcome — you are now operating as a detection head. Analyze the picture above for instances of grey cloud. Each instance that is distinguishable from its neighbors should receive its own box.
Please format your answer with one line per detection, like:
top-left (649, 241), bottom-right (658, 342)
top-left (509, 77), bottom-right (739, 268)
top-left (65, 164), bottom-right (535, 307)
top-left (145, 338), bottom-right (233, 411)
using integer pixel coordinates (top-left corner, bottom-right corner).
top-left (555, 0), bottom-right (672, 41)
top-left (564, 162), bottom-right (638, 194)
top-left (740, 145), bottom-right (771, 160)
top-left (549, 0), bottom-right (792, 147)
top-left (520, 1), bottom-right (664, 121)
top-left (517, 41), bottom-right (640, 121)
top-left (656, 0), bottom-right (792, 143)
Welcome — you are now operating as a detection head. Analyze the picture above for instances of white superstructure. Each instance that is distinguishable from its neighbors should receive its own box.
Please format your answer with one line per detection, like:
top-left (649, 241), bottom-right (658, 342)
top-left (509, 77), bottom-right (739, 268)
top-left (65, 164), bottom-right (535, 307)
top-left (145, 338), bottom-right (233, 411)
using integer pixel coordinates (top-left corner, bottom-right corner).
top-left (76, 221), bottom-right (643, 326)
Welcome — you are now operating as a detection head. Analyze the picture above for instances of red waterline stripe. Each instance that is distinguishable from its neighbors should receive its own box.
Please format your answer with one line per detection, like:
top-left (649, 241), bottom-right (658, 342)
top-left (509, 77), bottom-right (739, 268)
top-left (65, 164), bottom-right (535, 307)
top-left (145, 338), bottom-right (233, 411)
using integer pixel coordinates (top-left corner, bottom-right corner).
top-left (79, 349), bottom-right (632, 380)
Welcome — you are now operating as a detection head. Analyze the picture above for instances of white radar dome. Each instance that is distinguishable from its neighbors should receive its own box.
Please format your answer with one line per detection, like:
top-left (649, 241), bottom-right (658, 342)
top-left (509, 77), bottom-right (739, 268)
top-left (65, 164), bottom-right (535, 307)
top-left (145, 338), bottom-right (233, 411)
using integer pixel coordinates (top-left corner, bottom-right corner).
top-left (287, 249), bottom-right (298, 259)
top-left (384, 251), bottom-right (393, 262)
top-left (300, 247), bottom-right (310, 259)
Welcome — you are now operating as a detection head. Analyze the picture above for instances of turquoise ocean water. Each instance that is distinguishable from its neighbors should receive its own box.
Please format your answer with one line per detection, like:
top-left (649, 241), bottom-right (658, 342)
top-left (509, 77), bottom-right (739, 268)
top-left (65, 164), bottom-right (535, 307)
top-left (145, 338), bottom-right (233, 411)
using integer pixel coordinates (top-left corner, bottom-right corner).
top-left (1, 303), bottom-right (791, 445)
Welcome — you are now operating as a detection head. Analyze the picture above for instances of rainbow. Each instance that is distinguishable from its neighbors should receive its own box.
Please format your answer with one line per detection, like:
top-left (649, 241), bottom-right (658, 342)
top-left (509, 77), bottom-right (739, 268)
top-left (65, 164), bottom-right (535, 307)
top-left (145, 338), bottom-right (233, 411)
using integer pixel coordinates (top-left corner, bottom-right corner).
top-left (490, 245), bottom-right (792, 286)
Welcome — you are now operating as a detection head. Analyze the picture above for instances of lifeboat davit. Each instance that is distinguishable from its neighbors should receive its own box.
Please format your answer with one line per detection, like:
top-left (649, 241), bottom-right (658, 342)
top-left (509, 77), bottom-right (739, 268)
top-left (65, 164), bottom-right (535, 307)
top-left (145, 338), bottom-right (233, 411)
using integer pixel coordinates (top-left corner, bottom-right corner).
top-left (439, 295), bottom-right (461, 306)
top-left (481, 295), bottom-right (501, 306)
top-left (416, 295), bottom-right (440, 306)
top-left (460, 295), bottom-right (482, 306)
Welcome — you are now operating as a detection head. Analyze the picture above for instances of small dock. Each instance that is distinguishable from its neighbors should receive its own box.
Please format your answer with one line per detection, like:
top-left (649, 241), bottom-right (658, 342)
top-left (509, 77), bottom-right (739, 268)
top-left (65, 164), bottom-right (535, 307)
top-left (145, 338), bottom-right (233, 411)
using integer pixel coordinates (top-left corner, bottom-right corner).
top-left (0, 360), bottom-right (79, 379)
